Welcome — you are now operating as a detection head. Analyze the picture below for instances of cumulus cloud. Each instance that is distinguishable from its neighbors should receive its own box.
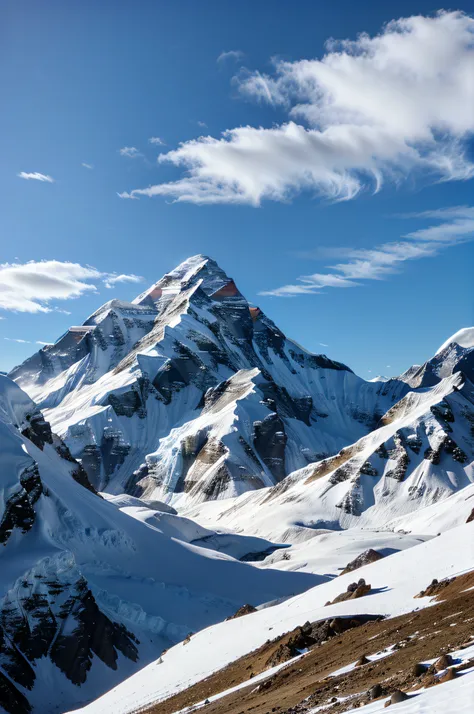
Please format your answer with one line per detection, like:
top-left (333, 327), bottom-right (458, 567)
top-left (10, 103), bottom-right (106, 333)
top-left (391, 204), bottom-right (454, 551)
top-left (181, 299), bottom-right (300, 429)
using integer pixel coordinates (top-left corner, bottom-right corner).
top-left (119, 146), bottom-right (142, 158)
top-left (121, 11), bottom-right (474, 205)
top-left (0, 261), bottom-right (144, 314)
top-left (217, 49), bottom-right (245, 64)
top-left (260, 205), bottom-right (474, 296)
top-left (18, 172), bottom-right (54, 183)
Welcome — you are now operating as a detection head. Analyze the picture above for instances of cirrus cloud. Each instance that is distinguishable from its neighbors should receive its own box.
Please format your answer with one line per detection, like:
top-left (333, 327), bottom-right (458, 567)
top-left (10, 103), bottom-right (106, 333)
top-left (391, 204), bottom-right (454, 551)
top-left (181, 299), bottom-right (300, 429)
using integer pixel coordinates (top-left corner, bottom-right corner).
top-left (0, 261), bottom-right (144, 314)
top-left (18, 172), bottom-right (54, 183)
top-left (260, 206), bottom-right (474, 296)
top-left (120, 11), bottom-right (474, 205)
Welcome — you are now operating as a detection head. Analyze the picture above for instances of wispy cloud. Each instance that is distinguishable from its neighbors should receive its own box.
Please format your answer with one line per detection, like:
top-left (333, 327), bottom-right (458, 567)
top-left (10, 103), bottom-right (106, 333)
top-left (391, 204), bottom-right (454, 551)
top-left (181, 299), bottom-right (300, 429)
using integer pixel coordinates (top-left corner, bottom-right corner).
top-left (82, 162), bottom-right (94, 170)
top-left (319, 342), bottom-right (329, 347)
top-left (197, 121), bottom-right (208, 129)
top-left (260, 206), bottom-right (474, 296)
top-left (18, 172), bottom-right (54, 183)
top-left (149, 137), bottom-right (166, 146)
top-left (36, 341), bottom-right (52, 346)
top-left (217, 49), bottom-right (245, 64)
top-left (117, 191), bottom-right (139, 200)
top-left (4, 338), bottom-right (31, 343)
top-left (121, 12), bottom-right (474, 205)
top-left (0, 260), bottom-right (145, 314)
top-left (119, 146), bottom-right (143, 159)
top-left (104, 273), bottom-right (144, 289)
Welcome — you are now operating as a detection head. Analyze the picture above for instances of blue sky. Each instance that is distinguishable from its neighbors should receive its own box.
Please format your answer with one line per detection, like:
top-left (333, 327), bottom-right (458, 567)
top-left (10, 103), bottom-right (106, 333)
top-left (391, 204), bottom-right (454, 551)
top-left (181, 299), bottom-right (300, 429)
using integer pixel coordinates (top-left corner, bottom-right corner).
top-left (1, 0), bottom-right (473, 377)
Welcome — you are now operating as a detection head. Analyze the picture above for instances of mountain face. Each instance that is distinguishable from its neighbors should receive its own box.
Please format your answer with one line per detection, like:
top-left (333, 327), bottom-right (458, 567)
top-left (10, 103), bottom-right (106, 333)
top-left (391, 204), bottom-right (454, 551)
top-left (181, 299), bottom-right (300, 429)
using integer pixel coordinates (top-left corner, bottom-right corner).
top-left (399, 327), bottom-right (474, 388)
top-left (10, 255), bottom-right (409, 506)
top-left (187, 368), bottom-right (474, 544)
top-left (0, 375), bottom-right (318, 714)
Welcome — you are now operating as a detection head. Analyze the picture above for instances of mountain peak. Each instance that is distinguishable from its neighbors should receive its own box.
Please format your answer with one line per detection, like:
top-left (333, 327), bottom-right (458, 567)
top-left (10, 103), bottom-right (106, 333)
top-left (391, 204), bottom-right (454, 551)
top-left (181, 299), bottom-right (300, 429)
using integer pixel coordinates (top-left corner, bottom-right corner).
top-left (436, 327), bottom-right (474, 355)
top-left (133, 254), bottom-right (235, 305)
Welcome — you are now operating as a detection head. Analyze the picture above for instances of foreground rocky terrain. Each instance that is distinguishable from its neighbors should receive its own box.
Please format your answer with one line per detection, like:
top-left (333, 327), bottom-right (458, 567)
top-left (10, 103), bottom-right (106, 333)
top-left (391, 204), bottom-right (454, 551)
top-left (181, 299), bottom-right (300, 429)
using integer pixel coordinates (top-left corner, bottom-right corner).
top-left (2, 256), bottom-right (474, 713)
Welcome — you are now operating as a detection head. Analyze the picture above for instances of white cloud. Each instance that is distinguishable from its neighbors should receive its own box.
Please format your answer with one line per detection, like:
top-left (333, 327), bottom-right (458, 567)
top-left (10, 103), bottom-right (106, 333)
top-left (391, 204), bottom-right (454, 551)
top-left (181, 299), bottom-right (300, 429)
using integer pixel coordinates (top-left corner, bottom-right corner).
top-left (117, 191), bottom-right (139, 200)
top-left (217, 49), bottom-right (245, 64)
top-left (4, 338), bottom-right (31, 343)
top-left (18, 172), bottom-right (54, 183)
top-left (119, 146), bottom-right (142, 158)
top-left (197, 121), bottom-right (208, 128)
top-left (82, 162), bottom-right (94, 169)
top-left (149, 137), bottom-right (166, 146)
top-left (36, 341), bottom-right (52, 345)
top-left (260, 206), bottom-right (474, 296)
top-left (0, 261), bottom-right (144, 314)
top-left (319, 342), bottom-right (329, 347)
top-left (121, 12), bottom-right (474, 205)
top-left (104, 273), bottom-right (144, 289)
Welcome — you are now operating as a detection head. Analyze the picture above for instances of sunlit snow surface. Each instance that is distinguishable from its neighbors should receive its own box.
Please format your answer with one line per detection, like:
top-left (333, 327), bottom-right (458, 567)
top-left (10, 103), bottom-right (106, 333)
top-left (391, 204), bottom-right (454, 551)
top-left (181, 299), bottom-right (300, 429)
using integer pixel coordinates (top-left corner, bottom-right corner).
top-left (69, 522), bottom-right (474, 714)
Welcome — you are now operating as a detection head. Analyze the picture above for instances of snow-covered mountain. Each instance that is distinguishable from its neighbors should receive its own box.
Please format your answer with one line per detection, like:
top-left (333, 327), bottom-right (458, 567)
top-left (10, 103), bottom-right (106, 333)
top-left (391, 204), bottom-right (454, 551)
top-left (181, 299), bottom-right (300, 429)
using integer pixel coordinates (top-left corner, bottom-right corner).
top-left (10, 256), bottom-right (409, 506)
top-left (4, 255), bottom-right (474, 714)
top-left (0, 375), bottom-right (320, 714)
top-left (186, 369), bottom-right (474, 546)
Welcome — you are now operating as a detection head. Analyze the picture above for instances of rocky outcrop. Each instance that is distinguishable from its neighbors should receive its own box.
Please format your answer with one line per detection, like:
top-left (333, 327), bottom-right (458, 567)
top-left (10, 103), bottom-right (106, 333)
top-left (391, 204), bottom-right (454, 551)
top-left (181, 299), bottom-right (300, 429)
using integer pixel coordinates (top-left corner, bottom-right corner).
top-left (326, 578), bottom-right (371, 605)
top-left (341, 549), bottom-right (385, 575)
top-left (0, 464), bottom-right (43, 545)
top-left (253, 413), bottom-right (287, 482)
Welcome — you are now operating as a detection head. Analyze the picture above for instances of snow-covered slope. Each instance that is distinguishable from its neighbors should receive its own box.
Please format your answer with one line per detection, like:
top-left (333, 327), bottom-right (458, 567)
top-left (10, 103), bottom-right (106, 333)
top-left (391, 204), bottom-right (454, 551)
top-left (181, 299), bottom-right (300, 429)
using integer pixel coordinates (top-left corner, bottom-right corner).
top-left (9, 256), bottom-right (409, 506)
top-left (0, 376), bottom-right (321, 714)
top-left (69, 520), bottom-right (474, 714)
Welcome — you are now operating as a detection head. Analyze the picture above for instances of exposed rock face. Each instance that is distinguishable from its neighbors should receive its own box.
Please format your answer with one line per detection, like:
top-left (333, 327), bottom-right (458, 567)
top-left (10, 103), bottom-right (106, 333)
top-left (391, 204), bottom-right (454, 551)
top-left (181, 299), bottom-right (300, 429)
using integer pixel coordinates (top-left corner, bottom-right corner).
top-left (0, 564), bottom-right (138, 714)
top-left (253, 412), bottom-right (287, 482)
top-left (0, 463), bottom-right (42, 545)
